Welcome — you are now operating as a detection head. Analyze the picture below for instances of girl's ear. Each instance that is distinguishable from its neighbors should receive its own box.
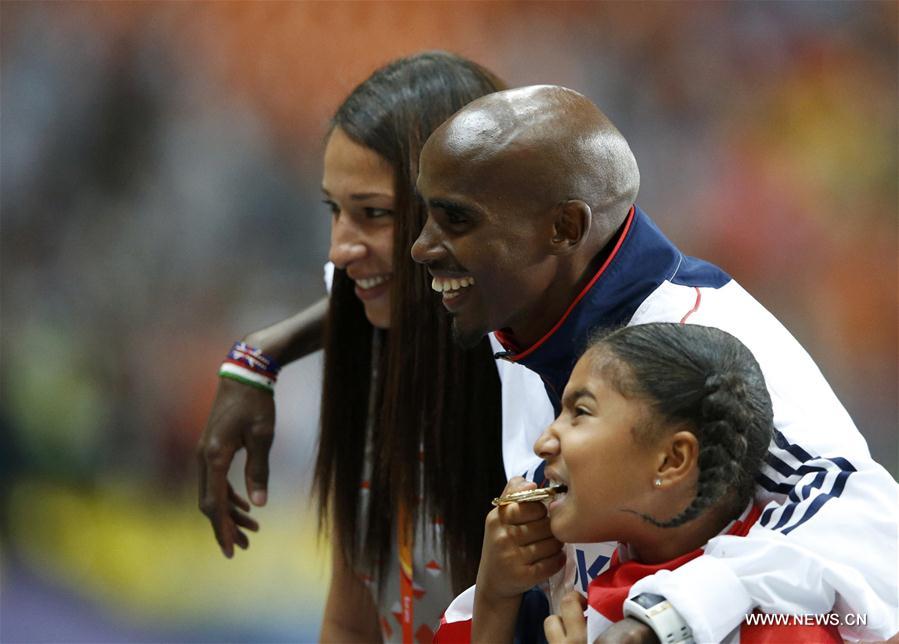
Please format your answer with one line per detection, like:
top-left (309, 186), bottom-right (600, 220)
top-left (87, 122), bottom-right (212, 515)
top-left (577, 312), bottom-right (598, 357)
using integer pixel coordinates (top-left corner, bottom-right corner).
top-left (654, 430), bottom-right (698, 485)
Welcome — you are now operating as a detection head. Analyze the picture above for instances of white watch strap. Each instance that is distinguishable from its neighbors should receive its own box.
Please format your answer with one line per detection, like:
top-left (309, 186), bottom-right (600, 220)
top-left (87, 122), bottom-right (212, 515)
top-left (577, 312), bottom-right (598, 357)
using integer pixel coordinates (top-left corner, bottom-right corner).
top-left (623, 595), bottom-right (694, 644)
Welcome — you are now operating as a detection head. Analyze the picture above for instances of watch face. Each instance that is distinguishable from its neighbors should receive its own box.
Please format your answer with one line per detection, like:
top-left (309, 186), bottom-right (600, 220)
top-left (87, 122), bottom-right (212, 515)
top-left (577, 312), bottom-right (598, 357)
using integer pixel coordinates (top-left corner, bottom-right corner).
top-left (633, 592), bottom-right (666, 609)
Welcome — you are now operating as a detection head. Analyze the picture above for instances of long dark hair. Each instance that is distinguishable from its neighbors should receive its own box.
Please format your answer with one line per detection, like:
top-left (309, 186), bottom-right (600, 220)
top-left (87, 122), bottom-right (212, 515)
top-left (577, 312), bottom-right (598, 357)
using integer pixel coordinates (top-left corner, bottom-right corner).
top-left (590, 323), bottom-right (773, 527)
top-left (314, 52), bottom-right (507, 593)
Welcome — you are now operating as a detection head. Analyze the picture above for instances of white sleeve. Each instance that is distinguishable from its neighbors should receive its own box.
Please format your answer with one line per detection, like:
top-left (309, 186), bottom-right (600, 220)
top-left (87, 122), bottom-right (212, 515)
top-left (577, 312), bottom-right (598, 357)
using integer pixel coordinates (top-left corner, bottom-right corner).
top-left (323, 261), bottom-right (334, 294)
top-left (490, 333), bottom-right (556, 482)
top-left (629, 475), bottom-right (899, 641)
top-left (628, 281), bottom-right (899, 642)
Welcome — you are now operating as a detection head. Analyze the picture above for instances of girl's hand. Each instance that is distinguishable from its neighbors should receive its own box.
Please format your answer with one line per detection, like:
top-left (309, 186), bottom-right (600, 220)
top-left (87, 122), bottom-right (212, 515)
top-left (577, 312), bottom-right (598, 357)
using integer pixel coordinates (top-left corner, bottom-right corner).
top-left (544, 591), bottom-right (588, 643)
top-left (476, 477), bottom-right (565, 602)
top-left (472, 477), bottom-right (566, 643)
top-left (595, 618), bottom-right (658, 644)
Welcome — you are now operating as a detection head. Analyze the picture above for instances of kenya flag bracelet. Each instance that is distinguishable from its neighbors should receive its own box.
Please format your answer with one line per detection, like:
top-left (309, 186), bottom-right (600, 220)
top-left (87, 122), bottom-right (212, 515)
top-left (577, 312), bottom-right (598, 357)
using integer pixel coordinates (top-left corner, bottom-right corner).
top-left (218, 341), bottom-right (281, 394)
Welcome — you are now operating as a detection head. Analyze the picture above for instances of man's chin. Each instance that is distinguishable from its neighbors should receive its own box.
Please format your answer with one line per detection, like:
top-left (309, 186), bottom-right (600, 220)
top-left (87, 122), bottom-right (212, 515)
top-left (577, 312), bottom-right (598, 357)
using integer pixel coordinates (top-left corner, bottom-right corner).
top-left (451, 318), bottom-right (487, 350)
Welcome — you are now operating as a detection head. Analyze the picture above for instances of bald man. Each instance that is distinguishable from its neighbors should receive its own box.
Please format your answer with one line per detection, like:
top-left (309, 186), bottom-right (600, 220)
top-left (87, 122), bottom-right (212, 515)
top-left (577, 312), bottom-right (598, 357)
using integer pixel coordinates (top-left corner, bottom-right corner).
top-left (414, 86), bottom-right (898, 642)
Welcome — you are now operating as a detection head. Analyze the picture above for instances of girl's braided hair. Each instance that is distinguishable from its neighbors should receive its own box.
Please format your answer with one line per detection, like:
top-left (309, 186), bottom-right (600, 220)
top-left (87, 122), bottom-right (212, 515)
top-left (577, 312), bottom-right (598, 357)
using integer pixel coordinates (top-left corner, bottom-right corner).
top-left (591, 322), bottom-right (773, 527)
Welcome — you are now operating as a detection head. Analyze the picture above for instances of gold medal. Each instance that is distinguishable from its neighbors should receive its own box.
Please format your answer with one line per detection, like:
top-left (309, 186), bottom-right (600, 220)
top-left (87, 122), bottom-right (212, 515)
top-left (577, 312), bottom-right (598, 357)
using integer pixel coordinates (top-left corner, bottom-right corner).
top-left (492, 486), bottom-right (567, 506)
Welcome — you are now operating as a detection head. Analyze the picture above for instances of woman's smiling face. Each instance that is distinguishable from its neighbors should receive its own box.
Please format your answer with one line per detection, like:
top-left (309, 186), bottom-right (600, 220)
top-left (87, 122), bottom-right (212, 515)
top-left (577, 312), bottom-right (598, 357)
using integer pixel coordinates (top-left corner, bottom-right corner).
top-left (324, 126), bottom-right (396, 329)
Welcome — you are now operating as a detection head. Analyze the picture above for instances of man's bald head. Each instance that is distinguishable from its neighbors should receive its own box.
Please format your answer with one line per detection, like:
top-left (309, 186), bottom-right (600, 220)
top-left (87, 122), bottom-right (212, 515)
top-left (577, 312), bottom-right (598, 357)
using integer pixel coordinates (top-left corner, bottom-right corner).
top-left (413, 86), bottom-right (642, 349)
top-left (424, 85), bottom-right (640, 235)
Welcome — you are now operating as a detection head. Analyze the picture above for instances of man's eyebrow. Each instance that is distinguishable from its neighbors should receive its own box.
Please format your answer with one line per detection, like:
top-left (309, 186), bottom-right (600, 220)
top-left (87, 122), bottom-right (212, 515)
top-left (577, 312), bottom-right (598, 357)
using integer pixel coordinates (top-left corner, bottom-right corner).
top-left (562, 388), bottom-right (596, 406)
top-left (427, 198), bottom-right (477, 215)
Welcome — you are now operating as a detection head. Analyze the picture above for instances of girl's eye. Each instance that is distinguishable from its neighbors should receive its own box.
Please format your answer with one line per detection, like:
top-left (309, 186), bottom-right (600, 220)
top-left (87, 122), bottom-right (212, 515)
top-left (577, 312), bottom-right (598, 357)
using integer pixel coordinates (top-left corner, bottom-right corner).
top-left (365, 207), bottom-right (394, 219)
top-left (574, 406), bottom-right (591, 417)
top-left (322, 200), bottom-right (339, 216)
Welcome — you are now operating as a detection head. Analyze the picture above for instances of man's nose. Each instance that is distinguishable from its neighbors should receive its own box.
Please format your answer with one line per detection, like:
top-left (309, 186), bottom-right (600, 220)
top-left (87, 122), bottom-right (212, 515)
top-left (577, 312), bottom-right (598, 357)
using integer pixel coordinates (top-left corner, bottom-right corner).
top-left (410, 216), bottom-right (442, 265)
top-left (328, 218), bottom-right (367, 268)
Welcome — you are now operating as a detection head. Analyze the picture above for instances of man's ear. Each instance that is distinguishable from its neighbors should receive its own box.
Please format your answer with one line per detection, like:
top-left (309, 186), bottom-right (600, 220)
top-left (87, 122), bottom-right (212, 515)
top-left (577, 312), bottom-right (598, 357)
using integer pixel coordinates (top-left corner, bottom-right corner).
top-left (550, 200), bottom-right (592, 254)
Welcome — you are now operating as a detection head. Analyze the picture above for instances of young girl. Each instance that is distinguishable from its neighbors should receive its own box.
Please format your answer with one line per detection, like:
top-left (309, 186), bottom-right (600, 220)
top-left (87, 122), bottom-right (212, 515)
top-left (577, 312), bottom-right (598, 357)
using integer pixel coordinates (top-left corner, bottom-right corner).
top-left (453, 322), bottom-right (841, 643)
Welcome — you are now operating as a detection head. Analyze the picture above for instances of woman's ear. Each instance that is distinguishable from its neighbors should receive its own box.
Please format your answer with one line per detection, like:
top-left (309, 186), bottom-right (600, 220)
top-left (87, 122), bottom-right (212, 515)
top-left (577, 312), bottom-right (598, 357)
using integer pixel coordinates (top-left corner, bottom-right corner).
top-left (550, 200), bottom-right (592, 254)
top-left (655, 430), bottom-right (699, 485)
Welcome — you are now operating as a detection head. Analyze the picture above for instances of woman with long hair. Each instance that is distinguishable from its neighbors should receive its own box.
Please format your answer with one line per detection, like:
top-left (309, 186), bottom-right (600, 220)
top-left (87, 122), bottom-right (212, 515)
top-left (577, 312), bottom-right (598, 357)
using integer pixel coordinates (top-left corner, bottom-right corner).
top-left (197, 52), bottom-right (512, 640)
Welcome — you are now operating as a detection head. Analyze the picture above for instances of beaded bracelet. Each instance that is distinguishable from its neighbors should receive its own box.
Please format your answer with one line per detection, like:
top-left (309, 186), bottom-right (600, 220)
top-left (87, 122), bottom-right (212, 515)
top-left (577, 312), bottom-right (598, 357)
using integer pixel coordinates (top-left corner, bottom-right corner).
top-left (218, 341), bottom-right (281, 394)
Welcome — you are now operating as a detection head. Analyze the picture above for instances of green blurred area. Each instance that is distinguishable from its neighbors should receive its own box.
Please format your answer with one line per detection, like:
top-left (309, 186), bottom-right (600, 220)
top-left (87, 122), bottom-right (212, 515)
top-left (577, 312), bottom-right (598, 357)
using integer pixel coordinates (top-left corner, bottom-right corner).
top-left (1, 2), bottom-right (895, 642)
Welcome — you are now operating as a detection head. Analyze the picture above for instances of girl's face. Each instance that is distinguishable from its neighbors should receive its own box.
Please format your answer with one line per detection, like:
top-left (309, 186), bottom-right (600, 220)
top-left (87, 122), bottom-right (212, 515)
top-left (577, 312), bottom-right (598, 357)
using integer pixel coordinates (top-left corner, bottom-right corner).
top-left (324, 127), bottom-right (396, 329)
top-left (533, 348), bottom-right (662, 545)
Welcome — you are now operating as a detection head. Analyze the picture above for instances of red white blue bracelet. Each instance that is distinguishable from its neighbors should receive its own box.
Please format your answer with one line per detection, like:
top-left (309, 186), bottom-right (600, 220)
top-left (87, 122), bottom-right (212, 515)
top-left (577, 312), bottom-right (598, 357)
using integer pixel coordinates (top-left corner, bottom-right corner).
top-left (218, 341), bottom-right (281, 394)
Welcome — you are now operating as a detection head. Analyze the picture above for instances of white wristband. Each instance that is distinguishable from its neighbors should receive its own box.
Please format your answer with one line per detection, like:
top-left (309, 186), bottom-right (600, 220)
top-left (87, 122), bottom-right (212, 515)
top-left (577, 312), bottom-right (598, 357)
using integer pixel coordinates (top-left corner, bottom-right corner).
top-left (219, 362), bottom-right (276, 392)
top-left (623, 593), bottom-right (694, 644)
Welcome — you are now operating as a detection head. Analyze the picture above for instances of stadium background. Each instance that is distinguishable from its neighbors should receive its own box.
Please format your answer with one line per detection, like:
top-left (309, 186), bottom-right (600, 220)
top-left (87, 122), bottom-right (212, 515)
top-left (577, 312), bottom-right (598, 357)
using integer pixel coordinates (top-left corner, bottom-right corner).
top-left (1, 2), bottom-right (896, 641)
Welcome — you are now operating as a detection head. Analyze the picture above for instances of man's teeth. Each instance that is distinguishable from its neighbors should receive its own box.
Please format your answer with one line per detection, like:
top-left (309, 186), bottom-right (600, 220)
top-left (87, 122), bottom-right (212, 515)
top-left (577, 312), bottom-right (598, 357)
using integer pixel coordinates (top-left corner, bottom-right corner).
top-left (356, 275), bottom-right (391, 290)
top-left (431, 276), bottom-right (476, 295)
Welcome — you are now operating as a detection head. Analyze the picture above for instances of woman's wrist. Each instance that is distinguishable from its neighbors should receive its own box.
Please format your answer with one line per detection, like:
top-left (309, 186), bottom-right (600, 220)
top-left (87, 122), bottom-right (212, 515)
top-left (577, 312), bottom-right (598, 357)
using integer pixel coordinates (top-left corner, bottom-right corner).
top-left (219, 341), bottom-right (281, 394)
top-left (241, 298), bottom-right (328, 366)
top-left (243, 328), bottom-right (287, 364)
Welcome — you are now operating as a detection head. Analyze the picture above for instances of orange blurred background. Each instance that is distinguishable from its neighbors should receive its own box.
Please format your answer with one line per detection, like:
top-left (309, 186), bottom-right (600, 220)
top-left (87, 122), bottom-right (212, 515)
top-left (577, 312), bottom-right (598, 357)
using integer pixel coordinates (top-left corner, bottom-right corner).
top-left (1, 2), bottom-right (895, 642)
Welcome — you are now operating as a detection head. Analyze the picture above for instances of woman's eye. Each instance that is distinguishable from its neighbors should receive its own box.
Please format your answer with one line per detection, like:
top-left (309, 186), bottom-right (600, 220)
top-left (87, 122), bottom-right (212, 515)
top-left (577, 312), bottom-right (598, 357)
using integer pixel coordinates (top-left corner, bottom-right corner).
top-left (365, 207), bottom-right (394, 219)
top-left (446, 211), bottom-right (467, 225)
top-left (322, 200), bottom-right (339, 216)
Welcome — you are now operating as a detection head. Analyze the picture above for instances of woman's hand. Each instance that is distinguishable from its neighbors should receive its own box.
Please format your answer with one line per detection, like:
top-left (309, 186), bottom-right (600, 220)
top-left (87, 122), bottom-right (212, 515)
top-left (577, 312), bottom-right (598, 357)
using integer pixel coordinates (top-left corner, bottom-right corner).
top-left (196, 297), bottom-right (327, 558)
top-left (196, 377), bottom-right (274, 557)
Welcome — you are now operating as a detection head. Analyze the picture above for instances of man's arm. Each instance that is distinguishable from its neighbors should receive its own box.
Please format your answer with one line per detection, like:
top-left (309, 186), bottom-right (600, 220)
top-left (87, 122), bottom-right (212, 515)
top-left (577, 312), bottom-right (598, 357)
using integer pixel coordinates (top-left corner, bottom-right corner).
top-left (627, 282), bottom-right (899, 641)
top-left (628, 455), bottom-right (899, 642)
top-left (197, 297), bottom-right (327, 557)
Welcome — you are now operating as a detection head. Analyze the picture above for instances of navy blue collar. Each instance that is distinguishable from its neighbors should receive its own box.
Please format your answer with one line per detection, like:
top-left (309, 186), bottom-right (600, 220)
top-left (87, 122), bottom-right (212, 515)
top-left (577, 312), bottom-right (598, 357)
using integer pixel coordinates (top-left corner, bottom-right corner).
top-left (494, 205), bottom-right (729, 412)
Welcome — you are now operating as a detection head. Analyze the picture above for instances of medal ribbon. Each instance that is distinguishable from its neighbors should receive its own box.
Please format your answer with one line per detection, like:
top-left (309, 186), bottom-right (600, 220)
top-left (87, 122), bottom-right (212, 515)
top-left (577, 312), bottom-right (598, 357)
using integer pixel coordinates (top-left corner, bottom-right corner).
top-left (398, 503), bottom-right (414, 644)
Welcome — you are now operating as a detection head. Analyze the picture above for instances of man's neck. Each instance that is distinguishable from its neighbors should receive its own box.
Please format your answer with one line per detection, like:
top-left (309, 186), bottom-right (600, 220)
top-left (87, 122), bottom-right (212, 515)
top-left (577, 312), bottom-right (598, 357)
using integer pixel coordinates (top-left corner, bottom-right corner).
top-left (503, 219), bottom-right (626, 349)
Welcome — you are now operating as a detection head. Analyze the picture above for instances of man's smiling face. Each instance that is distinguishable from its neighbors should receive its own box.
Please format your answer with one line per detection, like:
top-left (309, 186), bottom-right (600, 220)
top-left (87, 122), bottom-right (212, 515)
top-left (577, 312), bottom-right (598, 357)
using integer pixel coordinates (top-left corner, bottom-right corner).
top-left (411, 130), bottom-right (560, 349)
top-left (411, 84), bottom-right (641, 349)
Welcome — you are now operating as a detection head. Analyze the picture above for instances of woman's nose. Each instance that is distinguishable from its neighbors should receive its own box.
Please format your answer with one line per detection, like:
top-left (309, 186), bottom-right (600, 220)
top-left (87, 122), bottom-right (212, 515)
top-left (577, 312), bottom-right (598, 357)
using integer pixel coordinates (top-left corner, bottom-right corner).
top-left (328, 217), bottom-right (367, 268)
